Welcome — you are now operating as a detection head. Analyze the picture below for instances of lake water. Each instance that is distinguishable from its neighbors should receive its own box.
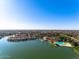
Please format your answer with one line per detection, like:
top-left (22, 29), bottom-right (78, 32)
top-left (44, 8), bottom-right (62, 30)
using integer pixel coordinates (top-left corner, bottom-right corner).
top-left (0, 37), bottom-right (79, 59)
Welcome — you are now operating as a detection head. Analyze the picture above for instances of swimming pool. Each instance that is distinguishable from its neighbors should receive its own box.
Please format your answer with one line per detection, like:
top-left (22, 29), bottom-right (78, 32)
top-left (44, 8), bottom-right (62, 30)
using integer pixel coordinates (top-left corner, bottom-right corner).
top-left (55, 42), bottom-right (64, 46)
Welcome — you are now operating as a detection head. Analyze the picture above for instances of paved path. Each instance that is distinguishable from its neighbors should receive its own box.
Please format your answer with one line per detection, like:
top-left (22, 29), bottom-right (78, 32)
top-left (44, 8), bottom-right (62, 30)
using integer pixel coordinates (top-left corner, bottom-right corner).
top-left (61, 34), bottom-right (79, 42)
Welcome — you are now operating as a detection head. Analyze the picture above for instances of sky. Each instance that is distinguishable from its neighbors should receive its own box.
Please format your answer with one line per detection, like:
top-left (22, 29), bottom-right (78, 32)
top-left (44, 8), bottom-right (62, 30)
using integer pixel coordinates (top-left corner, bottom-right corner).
top-left (0, 0), bottom-right (79, 30)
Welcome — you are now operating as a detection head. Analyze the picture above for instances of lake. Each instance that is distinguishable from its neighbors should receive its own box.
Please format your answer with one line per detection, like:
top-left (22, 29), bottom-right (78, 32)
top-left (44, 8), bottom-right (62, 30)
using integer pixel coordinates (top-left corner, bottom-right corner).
top-left (0, 37), bottom-right (79, 59)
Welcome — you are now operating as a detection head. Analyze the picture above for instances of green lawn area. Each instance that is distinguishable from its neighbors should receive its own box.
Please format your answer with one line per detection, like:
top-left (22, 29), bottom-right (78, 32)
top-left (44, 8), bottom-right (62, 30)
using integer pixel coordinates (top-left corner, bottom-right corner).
top-left (74, 46), bottom-right (79, 54)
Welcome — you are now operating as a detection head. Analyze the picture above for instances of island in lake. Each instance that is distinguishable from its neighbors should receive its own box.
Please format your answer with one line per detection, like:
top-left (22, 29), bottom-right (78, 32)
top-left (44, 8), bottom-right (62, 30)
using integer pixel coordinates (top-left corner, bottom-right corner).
top-left (0, 30), bottom-right (79, 55)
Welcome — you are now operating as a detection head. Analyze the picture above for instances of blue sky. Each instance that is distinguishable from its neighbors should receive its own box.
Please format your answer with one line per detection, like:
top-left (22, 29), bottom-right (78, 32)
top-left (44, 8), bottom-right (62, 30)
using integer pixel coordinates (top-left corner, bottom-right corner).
top-left (0, 0), bottom-right (79, 30)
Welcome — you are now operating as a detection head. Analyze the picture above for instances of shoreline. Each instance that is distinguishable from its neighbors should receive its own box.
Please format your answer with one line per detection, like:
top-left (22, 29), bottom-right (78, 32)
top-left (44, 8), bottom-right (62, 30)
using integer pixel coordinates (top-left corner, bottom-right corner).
top-left (73, 48), bottom-right (79, 55)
